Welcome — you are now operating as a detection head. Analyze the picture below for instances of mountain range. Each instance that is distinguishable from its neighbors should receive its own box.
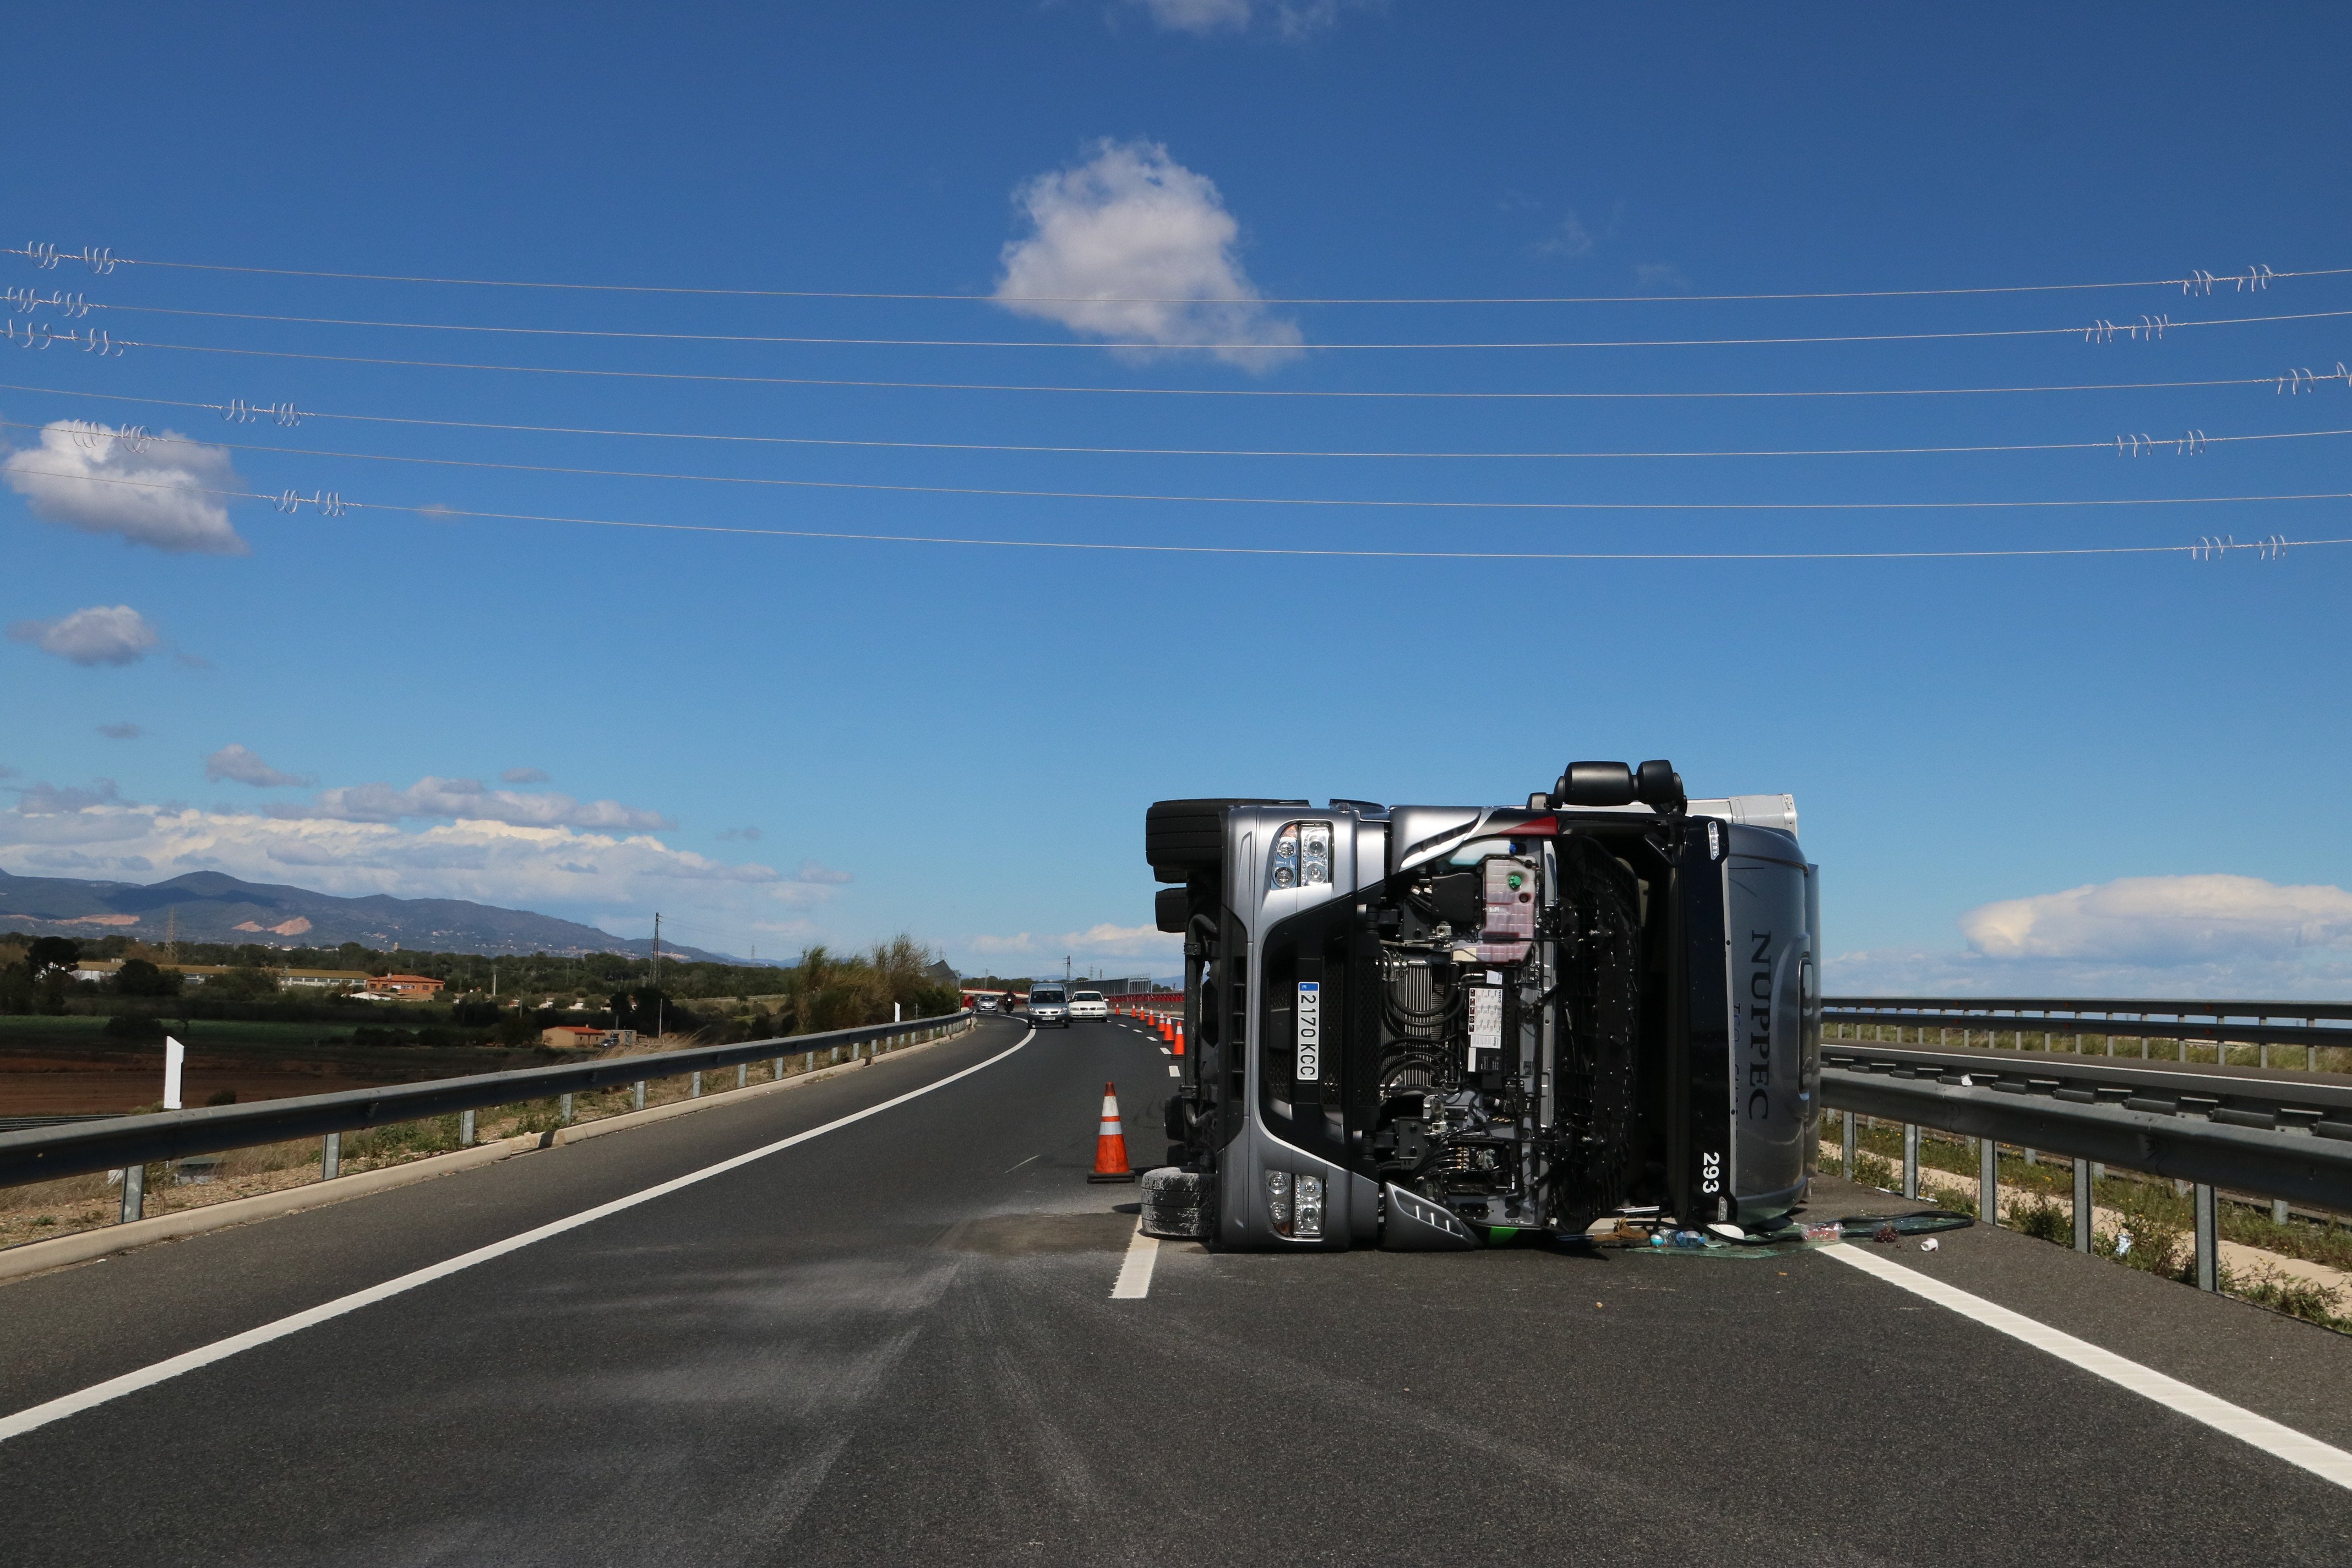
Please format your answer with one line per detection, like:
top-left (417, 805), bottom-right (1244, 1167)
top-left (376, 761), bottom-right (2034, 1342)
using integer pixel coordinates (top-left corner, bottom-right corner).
top-left (0, 868), bottom-right (738, 962)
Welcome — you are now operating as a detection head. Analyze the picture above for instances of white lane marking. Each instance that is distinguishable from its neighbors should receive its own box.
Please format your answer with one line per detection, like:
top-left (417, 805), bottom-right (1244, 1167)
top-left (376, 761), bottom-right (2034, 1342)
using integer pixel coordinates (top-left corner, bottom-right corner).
top-left (1821, 1242), bottom-right (2352, 1490)
top-left (0, 1028), bottom-right (1039, 1446)
top-left (1004, 1153), bottom-right (1041, 1174)
top-left (1159, 1047), bottom-right (1172, 1055)
top-left (1167, 1065), bottom-right (1181, 1077)
top-left (1111, 1221), bottom-right (1160, 1300)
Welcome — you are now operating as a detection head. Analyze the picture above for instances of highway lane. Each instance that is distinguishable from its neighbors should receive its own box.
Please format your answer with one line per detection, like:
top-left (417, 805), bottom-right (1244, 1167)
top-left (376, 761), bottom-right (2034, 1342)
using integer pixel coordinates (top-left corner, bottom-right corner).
top-left (1, 1014), bottom-right (2348, 1565)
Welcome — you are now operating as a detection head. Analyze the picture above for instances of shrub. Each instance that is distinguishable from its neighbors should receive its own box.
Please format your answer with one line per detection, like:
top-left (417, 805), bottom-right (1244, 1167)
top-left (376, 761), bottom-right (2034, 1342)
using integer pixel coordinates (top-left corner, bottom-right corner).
top-left (2010, 1195), bottom-right (2071, 1244)
top-left (1851, 1152), bottom-right (1897, 1190)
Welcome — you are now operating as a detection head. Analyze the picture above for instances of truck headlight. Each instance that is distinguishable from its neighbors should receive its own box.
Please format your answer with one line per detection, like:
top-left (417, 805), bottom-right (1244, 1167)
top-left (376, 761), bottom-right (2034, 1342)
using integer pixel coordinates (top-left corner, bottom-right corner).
top-left (1302, 823), bottom-right (1332, 886)
top-left (1270, 821), bottom-right (1335, 891)
top-left (1266, 1169), bottom-right (1292, 1233)
top-left (1294, 1173), bottom-right (1325, 1238)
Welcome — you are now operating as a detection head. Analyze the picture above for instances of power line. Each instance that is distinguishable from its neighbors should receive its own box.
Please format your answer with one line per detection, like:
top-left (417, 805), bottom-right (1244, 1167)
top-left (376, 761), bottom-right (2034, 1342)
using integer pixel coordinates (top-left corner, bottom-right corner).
top-left (10, 243), bottom-right (2335, 306)
top-left (85, 301), bottom-right (2352, 350)
top-left (8, 454), bottom-right (2348, 519)
top-left (10, 409), bottom-right (2349, 469)
top-left (32, 339), bottom-right (2352, 402)
top-left (2, 467), bottom-right (2324, 562)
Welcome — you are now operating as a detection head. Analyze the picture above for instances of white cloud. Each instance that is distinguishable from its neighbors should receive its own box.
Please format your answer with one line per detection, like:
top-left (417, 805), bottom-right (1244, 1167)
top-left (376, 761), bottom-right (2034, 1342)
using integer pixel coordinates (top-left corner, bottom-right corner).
top-left (794, 860), bottom-right (852, 885)
top-left (0, 793), bottom-right (785, 910)
top-left (717, 825), bottom-right (762, 842)
top-left (7, 605), bottom-right (161, 667)
top-left (1533, 211), bottom-right (1596, 259)
top-left (15, 780), bottom-right (122, 814)
top-left (1123, 0), bottom-right (1352, 37)
top-left (205, 743), bottom-right (316, 789)
top-left (1634, 262), bottom-right (1692, 293)
top-left (994, 140), bottom-right (1302, 369)
top-left (962, 922), bottom-right (1180, 964)
top-left (1820, 873), bottom-right (2352, 999)
top-left (1961, 874), bottom-right (2352, 965)
top-left (500, 766), bottom-right (550, 785)
top-left (2, 422), bottom-right (247, 555)
top-left (274, 776), bottom-right (673, 832)
top-left (1130, 0), bottom-right (1251, 31)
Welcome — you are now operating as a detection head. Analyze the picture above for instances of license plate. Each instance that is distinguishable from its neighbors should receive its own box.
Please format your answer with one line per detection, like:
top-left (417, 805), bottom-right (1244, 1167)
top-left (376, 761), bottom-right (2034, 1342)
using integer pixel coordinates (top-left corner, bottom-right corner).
top-left (1296, 981), bottom-right (1321, 1080)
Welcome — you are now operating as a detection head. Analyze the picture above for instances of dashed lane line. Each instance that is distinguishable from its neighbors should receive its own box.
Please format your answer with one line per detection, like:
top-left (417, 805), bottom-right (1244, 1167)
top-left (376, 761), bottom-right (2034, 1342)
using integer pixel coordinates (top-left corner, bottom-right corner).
top-left (0, 1028), bottom-right (1040, 1446)
top-left (1821, 1242), bottom-right (2352, 1490)
top-left (1111, 1221), bottom-right (1160, 1300)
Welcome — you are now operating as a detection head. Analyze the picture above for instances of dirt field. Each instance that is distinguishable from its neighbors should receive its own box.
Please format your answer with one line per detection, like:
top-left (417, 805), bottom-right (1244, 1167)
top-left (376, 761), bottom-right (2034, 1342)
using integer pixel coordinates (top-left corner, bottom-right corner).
top-left (0, 1053), bottom-right (409, 1114)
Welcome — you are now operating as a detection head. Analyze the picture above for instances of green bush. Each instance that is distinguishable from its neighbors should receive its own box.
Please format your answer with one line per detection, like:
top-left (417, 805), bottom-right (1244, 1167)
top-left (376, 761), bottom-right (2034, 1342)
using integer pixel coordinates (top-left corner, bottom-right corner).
top-left (2010, 1195), bottom-right (2071, 1244)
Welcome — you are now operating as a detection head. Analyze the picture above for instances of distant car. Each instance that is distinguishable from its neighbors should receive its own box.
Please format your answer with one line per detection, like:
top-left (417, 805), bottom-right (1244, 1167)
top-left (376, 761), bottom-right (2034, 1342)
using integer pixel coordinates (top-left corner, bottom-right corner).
top-left (1068, 990), bottom-right (1108, 1020)
top-left (974, 995), bottom-right (999, 1013)
top-left (1027, 984), bottom-right (1071, 1027)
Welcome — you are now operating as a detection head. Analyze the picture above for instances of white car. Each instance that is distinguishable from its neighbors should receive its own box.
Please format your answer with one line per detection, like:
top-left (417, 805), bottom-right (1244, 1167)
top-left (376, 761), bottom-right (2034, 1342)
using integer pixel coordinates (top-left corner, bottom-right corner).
top-left (1068, 989), bottom-right (1109, 1020)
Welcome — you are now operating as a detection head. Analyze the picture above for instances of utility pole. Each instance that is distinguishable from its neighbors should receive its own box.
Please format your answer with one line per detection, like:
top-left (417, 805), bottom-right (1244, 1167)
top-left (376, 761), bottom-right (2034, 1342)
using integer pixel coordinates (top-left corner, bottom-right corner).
top-left (165, 907), bottom-right (177, 962)
top-left (652, 913), bottom-right (663, 1041)
top-left (1065, 955), bottom-right (1072, 983)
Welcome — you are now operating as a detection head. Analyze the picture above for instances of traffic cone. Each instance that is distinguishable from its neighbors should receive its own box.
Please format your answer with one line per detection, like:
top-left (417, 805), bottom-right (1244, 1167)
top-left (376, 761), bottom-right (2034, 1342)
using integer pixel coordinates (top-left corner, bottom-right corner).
top-left (1088, 1081), bottom-right (1135, 1183)
top-left (1172, 1021), bottom-right (1185, 1057)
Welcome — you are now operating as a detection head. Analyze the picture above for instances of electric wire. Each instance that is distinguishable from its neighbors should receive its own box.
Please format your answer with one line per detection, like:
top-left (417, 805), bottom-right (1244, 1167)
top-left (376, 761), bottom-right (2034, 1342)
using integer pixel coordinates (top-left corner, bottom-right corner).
top-left (29, 339), bottom-right (2348, 402)
top-left (3, 386), bottom-right (2341, 461)
top-left (4, 468), bottom-right (2328, 560)
top-left (85, 301), bottom-right (2352, 350)
top-left (6, 453), bottom-right (2346, 518)
top-left (14, 245), bottom-right (2343, 306)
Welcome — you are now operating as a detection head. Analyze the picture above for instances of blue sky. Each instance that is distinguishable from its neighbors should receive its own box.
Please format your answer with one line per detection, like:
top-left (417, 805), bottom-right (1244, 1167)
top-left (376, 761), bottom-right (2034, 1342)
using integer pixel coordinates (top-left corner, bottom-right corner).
top-left (4, 2), bottom-right (2351, 992)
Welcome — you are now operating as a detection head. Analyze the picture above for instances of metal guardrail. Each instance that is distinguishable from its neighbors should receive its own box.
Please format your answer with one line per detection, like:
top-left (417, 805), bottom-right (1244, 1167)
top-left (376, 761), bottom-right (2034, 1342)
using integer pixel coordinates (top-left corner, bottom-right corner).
top-left (1822, 996), bottom-right (2352, 1072)
top-left (0, 1011), bottom-right (976, 1200)
top-left (1827, 995), bottom-right (2352, 1022)
top-left (1819, 1035), bottom-right (2352, 1293)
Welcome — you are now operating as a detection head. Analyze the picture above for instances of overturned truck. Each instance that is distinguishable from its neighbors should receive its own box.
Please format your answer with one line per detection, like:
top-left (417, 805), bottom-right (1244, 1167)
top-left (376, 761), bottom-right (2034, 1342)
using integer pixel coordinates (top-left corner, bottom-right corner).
top-left (1140, 761), bottom-right (1820, 1250)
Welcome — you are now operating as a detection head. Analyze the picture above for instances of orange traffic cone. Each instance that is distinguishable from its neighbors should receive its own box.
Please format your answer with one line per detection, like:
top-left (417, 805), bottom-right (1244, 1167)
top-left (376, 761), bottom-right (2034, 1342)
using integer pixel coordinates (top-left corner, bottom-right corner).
top-left (1172, 1021), bottom-right (1185, 1057)
top-left (1088, 1081), bottom-right (1135, 1183)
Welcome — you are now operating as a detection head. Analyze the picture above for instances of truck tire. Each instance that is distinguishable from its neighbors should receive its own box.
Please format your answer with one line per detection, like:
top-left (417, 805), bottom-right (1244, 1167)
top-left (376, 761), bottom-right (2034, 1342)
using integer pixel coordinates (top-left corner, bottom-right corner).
top-left (1146, 798), bottom-right (1299, 879)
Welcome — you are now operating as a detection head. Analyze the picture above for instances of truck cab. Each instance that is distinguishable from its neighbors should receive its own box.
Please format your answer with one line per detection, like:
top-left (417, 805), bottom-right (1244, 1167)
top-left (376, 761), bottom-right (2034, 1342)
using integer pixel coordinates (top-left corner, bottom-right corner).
top-left (1141, 761), bottom-right (1820, 1250)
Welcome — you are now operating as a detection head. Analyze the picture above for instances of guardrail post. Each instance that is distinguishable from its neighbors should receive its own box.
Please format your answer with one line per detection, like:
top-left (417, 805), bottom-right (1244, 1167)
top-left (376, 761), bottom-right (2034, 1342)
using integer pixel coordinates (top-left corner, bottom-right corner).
top-left (690, 1071), bottom-right (703, 1099)
top-left (2274, 1197), bottom-right (2290, 1225)
top-left (1902, 1124), bottom-right (1919, 1200)
top-left (559, 1093), bottom-right (574, 1126)
top-left (772, 1056), bottom-right (783, 1081)
top-left (2193, 1184), bottom-right (2219, 1291)
top-left (1841, 1110), bottom-right (1855, 1174)
top-left (736, 1063), bottom-right (748, 1091)
top-left (804, 1050), bottom-right (815, 1074)
top-left (117, 1164), bottom-right (143, 1223)
top-left (1979, 1138), bottom-right (1997, 1227)
top-left (322, 1132), bottom-right (340, 1180)
top-left (459, 1109), bottom-right (475, 1147)
top-left (633, 1081), bottom-right (646, 1112)
top-left (2071, 1159), bottom-right (2093, 1251)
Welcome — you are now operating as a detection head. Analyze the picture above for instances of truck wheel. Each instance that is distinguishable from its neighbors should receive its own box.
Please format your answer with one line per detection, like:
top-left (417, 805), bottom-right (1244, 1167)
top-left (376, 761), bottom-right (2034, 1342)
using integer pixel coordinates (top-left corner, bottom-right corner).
top-left (1147, 798), bottom-right (1297, 880)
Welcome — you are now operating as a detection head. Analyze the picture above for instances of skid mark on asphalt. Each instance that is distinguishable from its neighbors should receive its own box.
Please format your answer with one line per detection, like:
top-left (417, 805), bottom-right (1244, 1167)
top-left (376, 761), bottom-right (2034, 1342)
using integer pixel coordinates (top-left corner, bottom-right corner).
top-left (0, 1028), bottom-right (1037, 1446)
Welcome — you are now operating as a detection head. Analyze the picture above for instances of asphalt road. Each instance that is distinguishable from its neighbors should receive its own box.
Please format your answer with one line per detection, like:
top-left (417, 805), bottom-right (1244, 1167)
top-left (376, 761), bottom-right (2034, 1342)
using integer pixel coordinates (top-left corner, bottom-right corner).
top-left (1, 1014), bottom-right (2348, 1566)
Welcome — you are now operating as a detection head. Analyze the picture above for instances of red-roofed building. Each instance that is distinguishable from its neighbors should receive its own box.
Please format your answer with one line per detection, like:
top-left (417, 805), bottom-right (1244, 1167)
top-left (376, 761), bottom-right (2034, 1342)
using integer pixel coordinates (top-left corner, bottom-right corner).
top-left (363, 973), bottom-right (445, 999)
top-left (540, 1025), bottom-right (639, 1050)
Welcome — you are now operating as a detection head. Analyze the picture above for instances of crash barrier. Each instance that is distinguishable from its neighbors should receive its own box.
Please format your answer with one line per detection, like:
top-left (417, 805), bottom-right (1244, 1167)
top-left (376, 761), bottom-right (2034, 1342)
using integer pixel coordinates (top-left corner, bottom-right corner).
top-left (0, 1010), bottom-right (977, 1223)
top-left (1819, 1036), bottom-right (2352, 1293)
top-left (1823, 996), bottom-right (2352, 1072)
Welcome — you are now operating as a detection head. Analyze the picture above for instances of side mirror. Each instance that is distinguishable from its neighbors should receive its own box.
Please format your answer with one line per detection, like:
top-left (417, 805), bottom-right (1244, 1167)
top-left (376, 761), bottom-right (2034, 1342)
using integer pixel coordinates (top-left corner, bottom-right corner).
top-left (1553, 760), bottom-right (1637, 807)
